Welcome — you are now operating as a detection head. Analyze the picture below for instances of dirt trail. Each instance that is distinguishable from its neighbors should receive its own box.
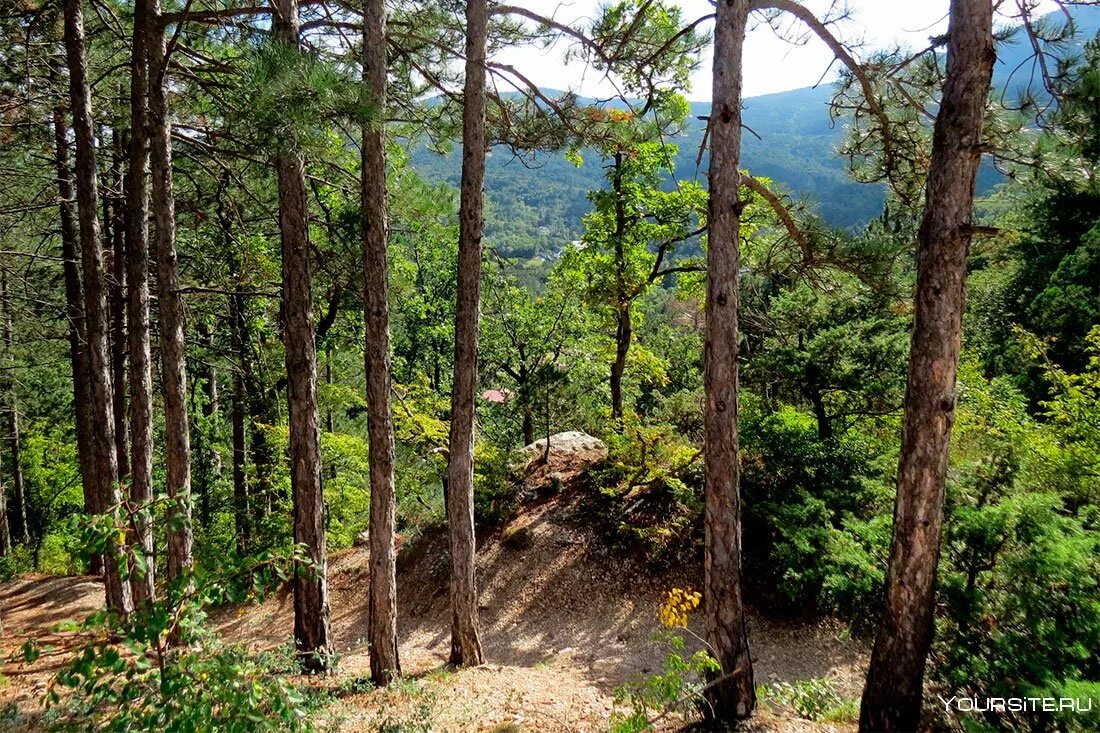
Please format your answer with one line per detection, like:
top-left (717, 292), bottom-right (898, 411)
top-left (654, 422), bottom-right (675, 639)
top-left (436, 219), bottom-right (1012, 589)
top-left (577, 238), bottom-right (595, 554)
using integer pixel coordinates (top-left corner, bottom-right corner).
top-left (1, 487), bottom-right (865, 731)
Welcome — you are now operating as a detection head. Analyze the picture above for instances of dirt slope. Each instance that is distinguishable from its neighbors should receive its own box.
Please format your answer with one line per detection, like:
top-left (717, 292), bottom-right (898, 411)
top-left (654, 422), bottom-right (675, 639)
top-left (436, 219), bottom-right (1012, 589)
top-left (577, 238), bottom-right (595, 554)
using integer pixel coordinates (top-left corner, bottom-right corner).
top-left (0, 575), bottom-right (105, 725)
top-left (213, 484), bottom-right (866, 731)
top-left (1, 477), bottom-right (866, 731)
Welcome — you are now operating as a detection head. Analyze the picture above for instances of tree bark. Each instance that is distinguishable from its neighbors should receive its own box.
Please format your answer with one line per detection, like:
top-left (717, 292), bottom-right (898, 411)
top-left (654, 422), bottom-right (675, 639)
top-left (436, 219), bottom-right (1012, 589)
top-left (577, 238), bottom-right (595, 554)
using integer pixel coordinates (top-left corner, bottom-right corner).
top-left (108, 128), bottom-right (129, 482)
top-left (271, 0), bottom-right (331, 673)
top-left (197, 322), bottom-right (220, 528)
top-left (859, 2), bottom-right (994, 730)
top-left (231, 328), bottom-right (251, 555)
top-left (0, 454), bottom-right (9, 556)
top-left (610, 151), bottom-right (630, 422)
top-left (123, 0), bottom-right (156, 606)
top-left (803, 364), bottom-right (832, 441)
top-left (248, 377), bottom-right (278, 518)
top-left (520, 397), bottom-right (534, 447)
top-left (703, 0), bottom-right (755, 722)
top-left (225, 190), bottom-right (252, 554)
top-left (323, 348), bottom-right (337, 482)
top-left (0, 270), bottom-right (11, 555)
top-left (362, 0), bottom-right (401, 684)
top-left (445, 0), bottom-right (487, 668)
top-left (52, 104), bottom-right (101, 577)
top-left (149, 15), bottom-right (194, 585)
top-left (610, 306), bottom-right (631, 422)
top-left (63, 0), bottom-right (132, 615)
top-left (1, 271), bottom-right (28, 544)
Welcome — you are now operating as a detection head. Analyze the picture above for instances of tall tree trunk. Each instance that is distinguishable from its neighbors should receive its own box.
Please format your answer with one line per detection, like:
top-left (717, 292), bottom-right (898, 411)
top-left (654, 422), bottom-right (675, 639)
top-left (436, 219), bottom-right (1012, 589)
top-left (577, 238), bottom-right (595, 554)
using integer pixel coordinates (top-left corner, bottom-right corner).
top-left (0, 453), bottom-right (9, 556)
top-left (859, 2), bottom-right (994, 730)
top-left (52, 104), bottom-right (101, 577)
top-left (0, 269), bottom-right (11, 555)
top-left (703, 0), bottom-right (755, 721)
top-left (148, 16), bottom-right (193, 584)
top-left (362, 0), bottom-right (401, 684)
top-left (804, 365), bottom-right (832, 441)
top-left (63, 0), bottom-right (132, 615)
top-left (248, 375), bottom-right (278, 518)
top-left (324, 347), bottom-right (336, 482)
top-left (520, 398), bottom-right (534, 447)
top-left (271, 0), bottom-right (331, 673)
top-left (109, 127), bottom-right (129, 481)
top-left (445, 0), bottom-right (487, 668)
top-left (610, 306), bottom-right (631, 422)
top-left (231, 332), bottom-right (251, 555)
top-left (124, 0), bottom-right (155, 607)
top-left (1, 271), bottom-right (28, 544)
top-left (224, 190), bottom-right (252, 554)
top-left (197, 322), bottom-right (219, 528)
top-left (610, 151), bottom-right (629, 422)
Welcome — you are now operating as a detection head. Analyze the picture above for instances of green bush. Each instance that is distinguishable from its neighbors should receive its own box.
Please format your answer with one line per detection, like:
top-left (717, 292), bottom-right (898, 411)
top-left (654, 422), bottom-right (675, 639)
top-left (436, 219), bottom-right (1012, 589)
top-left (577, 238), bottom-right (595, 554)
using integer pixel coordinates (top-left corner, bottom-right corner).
top-left (42, 509), bottom-right (327, 732)
top-left (474, 442), bottom-right (522, 527)
top-left (739, 403), bottom-right (891, 612)
top-left (929, 343), bottom-right (1100, 729)
top-left (47, 633), bottom-right (316, 733)
top-left (762, 678), bottom-right (851, 722)
top-left (1035, 680), bottom-right (1100, 733)
top-left (588, 419), bottom-right (704, 564)
top-left (936, 491), bottom-right (1100, 706)
top-left (819, 514), bottom-right (891, 632)
top-left (609, 589), bottom-right (718, 732)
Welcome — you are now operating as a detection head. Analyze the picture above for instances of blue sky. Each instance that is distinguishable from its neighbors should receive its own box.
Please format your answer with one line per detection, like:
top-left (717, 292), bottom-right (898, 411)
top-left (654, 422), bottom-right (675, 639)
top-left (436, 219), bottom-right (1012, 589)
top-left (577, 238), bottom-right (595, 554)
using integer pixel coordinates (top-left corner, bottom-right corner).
top-left (494, 0), bottom-right (1061, 100)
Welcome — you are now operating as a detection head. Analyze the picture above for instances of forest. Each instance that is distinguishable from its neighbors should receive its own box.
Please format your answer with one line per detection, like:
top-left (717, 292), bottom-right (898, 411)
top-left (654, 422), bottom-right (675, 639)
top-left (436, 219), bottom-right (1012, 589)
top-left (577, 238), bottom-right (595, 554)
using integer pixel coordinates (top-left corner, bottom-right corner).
top-left (0, 0), bottom-right (1098, 731)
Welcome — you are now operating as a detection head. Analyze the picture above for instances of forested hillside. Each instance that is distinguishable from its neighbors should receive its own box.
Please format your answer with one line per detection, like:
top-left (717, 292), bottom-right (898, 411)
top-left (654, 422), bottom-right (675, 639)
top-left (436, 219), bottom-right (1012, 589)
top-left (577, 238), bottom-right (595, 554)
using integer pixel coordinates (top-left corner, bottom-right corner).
top-left (0, 1), bottom-right (1098, 732)
top-left (411, 5), bottom-right (1100, 254)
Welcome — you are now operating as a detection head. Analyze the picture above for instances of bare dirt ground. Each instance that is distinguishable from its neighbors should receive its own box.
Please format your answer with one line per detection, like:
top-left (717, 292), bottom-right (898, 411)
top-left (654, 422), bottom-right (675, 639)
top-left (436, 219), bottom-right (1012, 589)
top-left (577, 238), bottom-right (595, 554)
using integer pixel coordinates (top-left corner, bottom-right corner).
top-left (0, 467), bottom-right (866, 731)
top-left (0, 574), bottom-right (105, 726)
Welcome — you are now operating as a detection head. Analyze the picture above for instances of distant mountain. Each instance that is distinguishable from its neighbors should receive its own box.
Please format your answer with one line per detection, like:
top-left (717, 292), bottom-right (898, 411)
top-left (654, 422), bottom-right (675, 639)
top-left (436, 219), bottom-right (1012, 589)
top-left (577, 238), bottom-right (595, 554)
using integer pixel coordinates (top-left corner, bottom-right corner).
top-left (409, 6), bottom-right (1100, 257)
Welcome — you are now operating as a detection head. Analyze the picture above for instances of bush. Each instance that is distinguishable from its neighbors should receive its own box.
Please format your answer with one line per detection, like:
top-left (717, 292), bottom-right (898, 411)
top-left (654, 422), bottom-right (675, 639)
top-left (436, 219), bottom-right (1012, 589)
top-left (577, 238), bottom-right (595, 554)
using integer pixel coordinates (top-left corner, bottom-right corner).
top-left (1034, 680), bottom-right (1100, 733)
top-left (739, 403), bottom-right (891, 612)
top-left (47, 633), bottom-right (316, 733)
top-left (761, 678), bottom-right (851, 722)
top-left (609, 589), bottom-right (718, 732)
top-left (588, 419), bottom-right (703, 564)
top-left (929, 346), bottom-right (1100, 730)
top-left (474, 442), bottom-right (522, 527)
top-left (935, 492), bottom-right (1100, 708)
top-left (43, 509), bottom-right (326, 732)
top-left (819, 514), bottom-right (891, 632)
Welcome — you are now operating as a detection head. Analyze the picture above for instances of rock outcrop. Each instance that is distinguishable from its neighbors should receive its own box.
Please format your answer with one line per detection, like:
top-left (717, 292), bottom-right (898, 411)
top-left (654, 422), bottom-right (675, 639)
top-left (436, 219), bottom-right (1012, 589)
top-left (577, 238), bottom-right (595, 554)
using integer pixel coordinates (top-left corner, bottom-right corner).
top-left (520, 431), bottom-right (607, 460)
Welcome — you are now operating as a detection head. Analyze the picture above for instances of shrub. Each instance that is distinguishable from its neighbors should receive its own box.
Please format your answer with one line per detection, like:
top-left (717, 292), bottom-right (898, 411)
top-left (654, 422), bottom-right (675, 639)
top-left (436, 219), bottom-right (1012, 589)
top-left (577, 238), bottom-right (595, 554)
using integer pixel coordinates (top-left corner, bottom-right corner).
top-left (1035, 680), bottom-right (1100, 733)
top-left (589, 419), bottom-right (703, 564)
top-left (929, 345), bottom-right (1100, 729)
top-left (609, 589), bottom-right (719, 732)
top-left (935, 492), bottom-right (1100, 708)
top-left (818, 514), bottom-right (891, 632)
top-left (43, 508), bottom-right (326, 732)
top-left (474, 442), bottom-right (522, 527)
top-left (47, 633), bottom-right (316, 733)
top-left (762, 678), bottom-right (849, 722)
top-left (739, 403), bottom-right (891, 612)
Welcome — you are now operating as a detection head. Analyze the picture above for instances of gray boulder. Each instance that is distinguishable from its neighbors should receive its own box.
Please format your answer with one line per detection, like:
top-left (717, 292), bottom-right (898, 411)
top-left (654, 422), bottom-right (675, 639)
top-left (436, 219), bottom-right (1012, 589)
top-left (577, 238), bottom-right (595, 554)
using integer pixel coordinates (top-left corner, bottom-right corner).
top-left (520, 430), bottom-right (607, 459)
